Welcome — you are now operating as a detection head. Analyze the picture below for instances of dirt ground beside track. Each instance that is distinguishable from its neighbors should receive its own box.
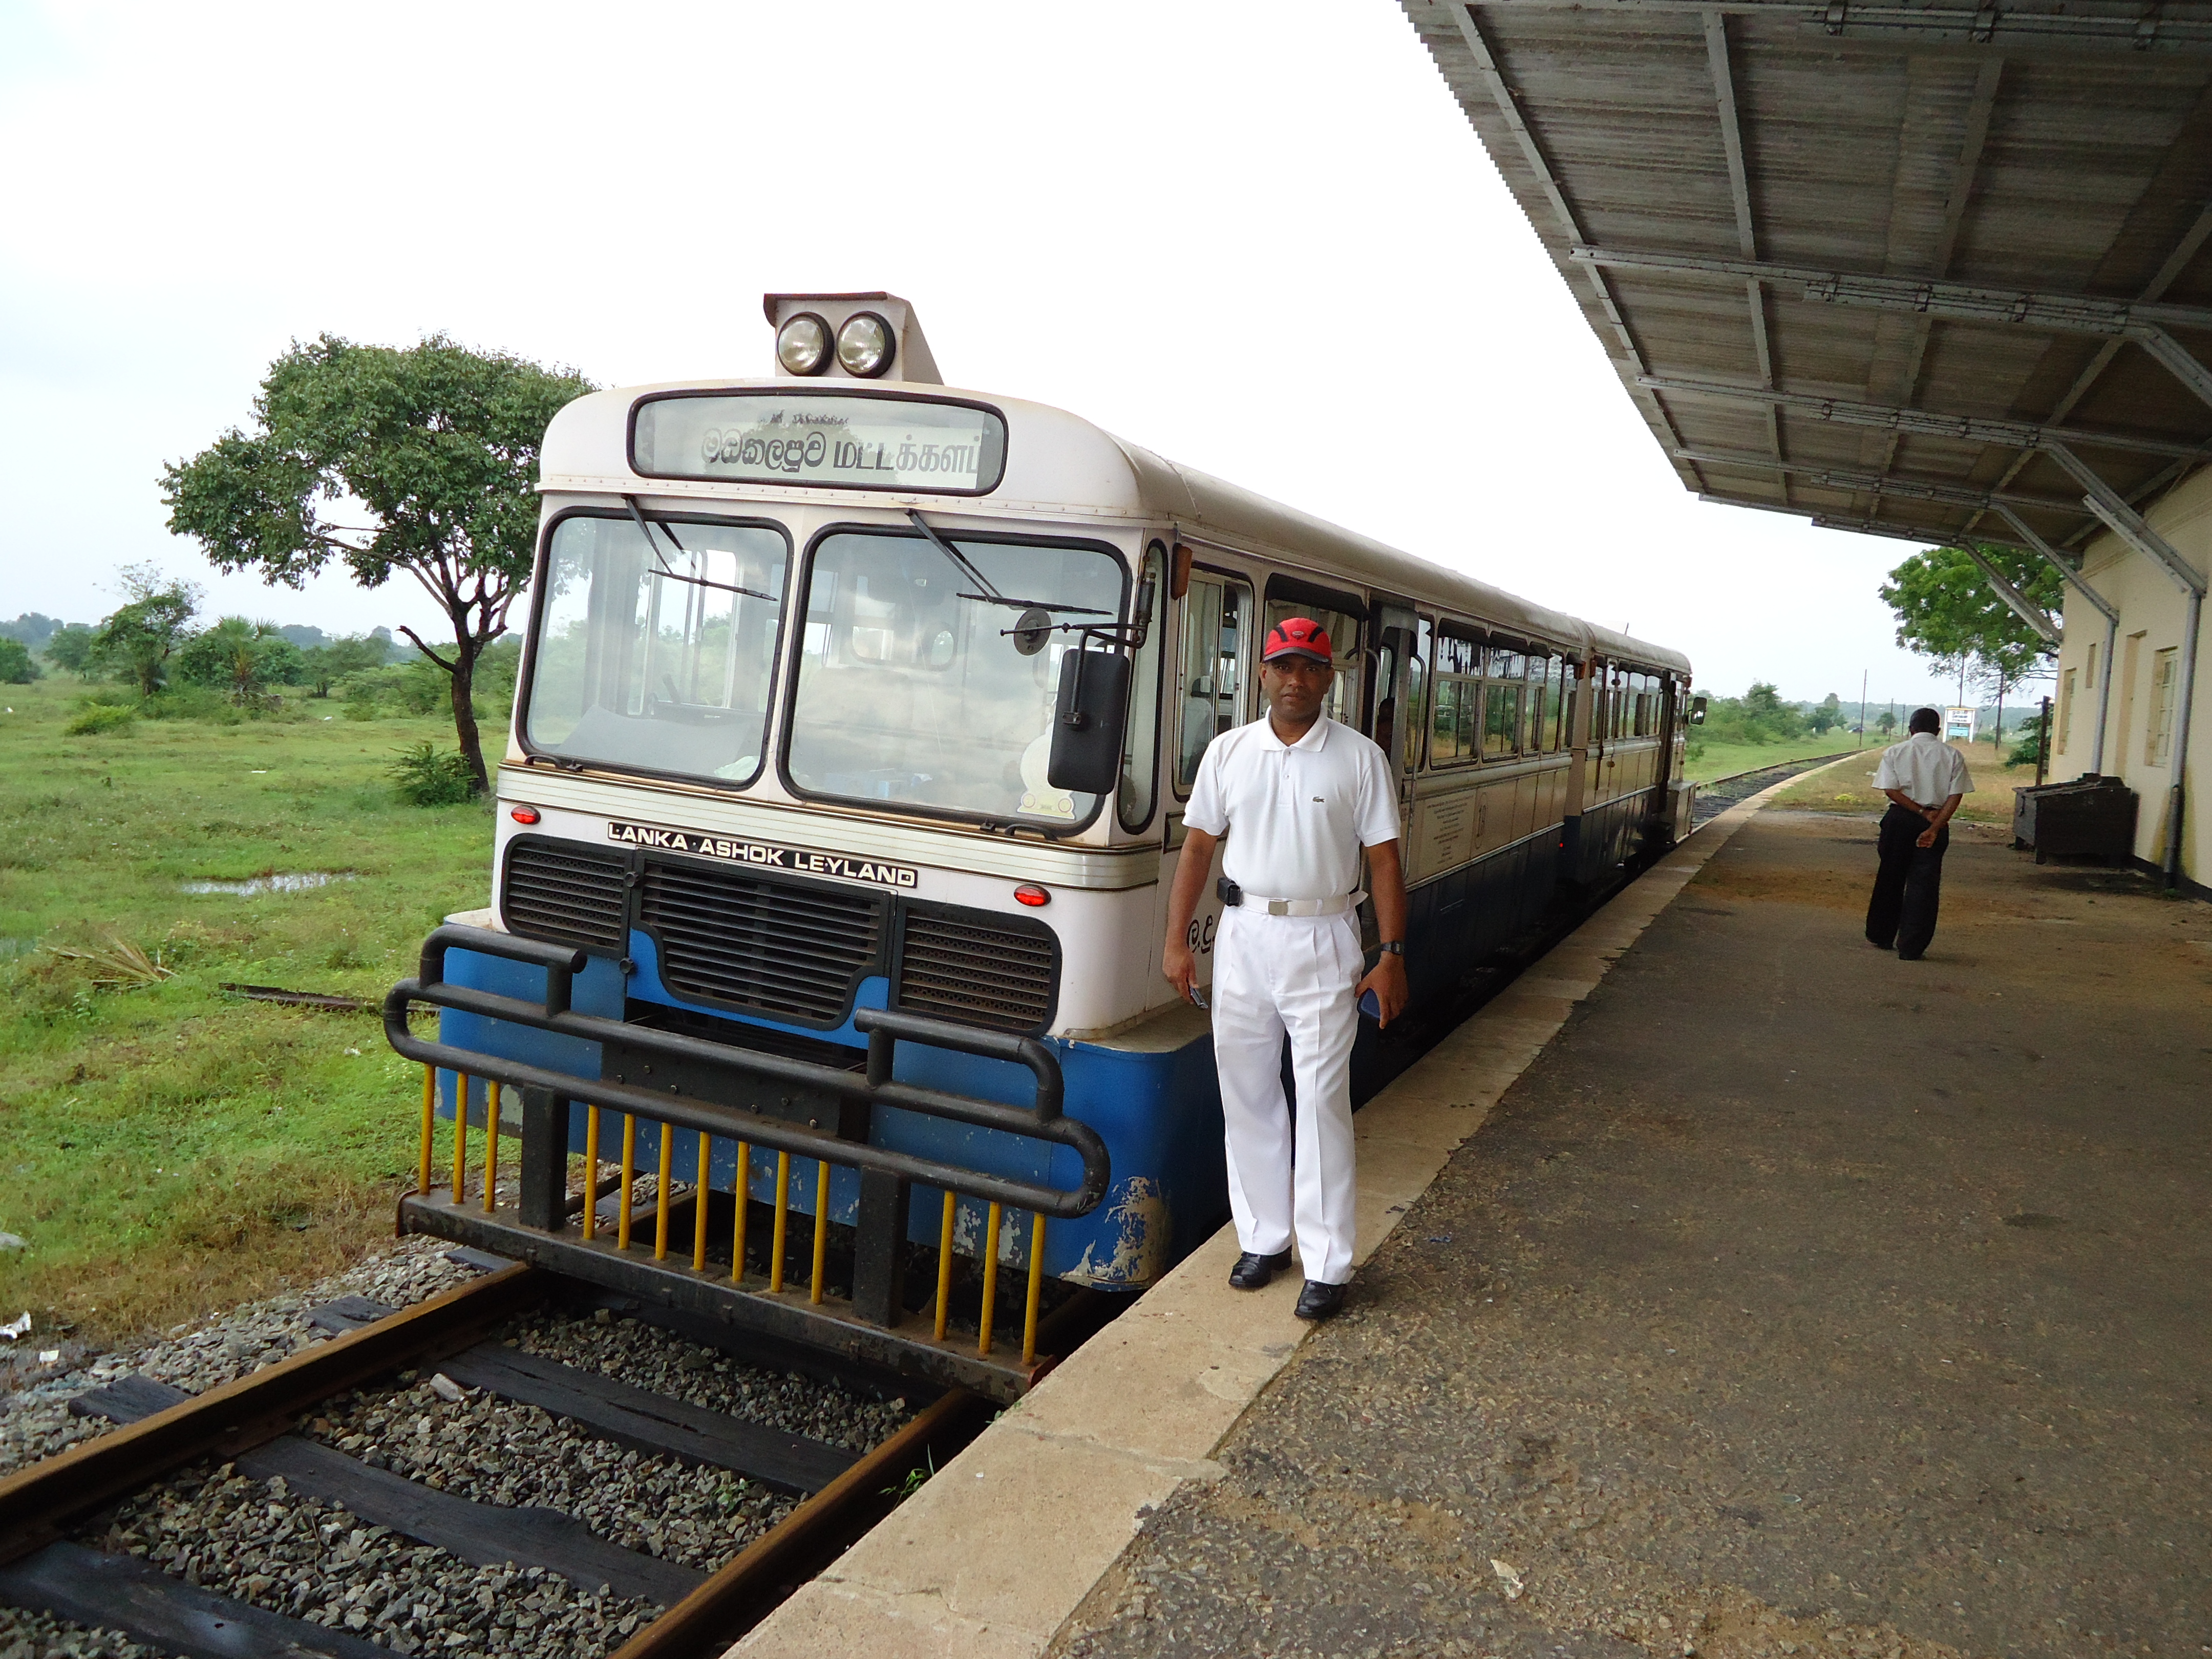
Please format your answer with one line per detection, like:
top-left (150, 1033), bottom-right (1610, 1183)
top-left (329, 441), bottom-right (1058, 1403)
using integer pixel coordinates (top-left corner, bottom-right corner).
top-left (1052, 810), bottom-right (2212, 1659)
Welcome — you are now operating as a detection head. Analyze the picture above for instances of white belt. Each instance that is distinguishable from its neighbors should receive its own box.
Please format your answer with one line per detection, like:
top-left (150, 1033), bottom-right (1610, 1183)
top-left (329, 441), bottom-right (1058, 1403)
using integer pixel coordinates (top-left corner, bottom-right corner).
top-left (1236, 892), bottom-right (1360, 917)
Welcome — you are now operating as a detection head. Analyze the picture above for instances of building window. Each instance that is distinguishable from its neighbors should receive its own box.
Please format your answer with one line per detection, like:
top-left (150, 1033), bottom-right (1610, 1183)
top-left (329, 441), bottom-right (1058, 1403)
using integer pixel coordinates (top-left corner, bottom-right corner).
top-left (2057, 668), bottom-right (2075, 757)
top-left (2085, 641), bottom-right (2097, 690)
top-left (2148, 648), bottom-right (2178, 766)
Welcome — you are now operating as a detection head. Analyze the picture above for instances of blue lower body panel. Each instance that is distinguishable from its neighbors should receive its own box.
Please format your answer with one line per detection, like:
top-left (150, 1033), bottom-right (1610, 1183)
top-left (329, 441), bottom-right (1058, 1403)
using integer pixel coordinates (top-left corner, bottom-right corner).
top-left (435, 930), bottom-right (1226, 1290)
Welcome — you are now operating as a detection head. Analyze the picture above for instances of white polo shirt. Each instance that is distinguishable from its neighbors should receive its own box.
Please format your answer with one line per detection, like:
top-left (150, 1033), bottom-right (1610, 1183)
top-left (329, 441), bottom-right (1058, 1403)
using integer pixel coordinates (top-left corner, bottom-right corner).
top-left (1183, 714), bottom-right (1400, 900)
top-left (1875, 731), bottom-right (1974, 807)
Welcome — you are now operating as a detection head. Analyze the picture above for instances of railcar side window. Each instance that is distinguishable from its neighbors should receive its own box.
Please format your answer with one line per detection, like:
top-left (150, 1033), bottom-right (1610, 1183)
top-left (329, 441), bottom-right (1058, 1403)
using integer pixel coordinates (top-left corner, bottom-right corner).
top-left (786, 530), bottom-right (1126, 823)
top-left (525, 513), bottom-right (789, 783)
top-left (1262, 598), bottom-right (1361, 727)
top-left (1119, 544), bottom-right (1166, 832)
top-left (1430, 625), bottom-right (1481, 765)
top-left (1176, 572), bottom-right (1253, 791)
top-left (1482, 643), bottom-right (1526, 760)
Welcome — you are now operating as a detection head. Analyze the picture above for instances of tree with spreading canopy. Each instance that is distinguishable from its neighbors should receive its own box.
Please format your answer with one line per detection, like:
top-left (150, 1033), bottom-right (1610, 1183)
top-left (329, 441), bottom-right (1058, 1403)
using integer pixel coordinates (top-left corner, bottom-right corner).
top-left (177, 618), bottom-right (306, 703)
top-left (93, 565), bottom-right (202, 697)
top-left (43, 625), bottom-right (98, 679)
top-left (1879, 544), bottom-right (2061, 742)
top-left (161, 334), bottom-right (594, 792)
top-left (0, 638), bottom-right (38, 684)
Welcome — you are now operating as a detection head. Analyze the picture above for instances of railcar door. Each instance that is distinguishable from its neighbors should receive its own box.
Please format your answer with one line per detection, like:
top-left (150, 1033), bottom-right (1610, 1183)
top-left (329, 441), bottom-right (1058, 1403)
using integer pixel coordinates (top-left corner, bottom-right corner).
top-left (1161, 563), bottom-right (1258, 996)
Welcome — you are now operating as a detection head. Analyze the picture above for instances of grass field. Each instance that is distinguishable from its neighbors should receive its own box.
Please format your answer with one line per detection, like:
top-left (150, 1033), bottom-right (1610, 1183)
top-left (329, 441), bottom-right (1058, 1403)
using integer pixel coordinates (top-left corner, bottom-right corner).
top-left (1771, 736), bottom-right (2041, 823)
top-left (0, 675), bottom-right (492, 1352)
top-left (1681, 735), bottom-right (1862, 783)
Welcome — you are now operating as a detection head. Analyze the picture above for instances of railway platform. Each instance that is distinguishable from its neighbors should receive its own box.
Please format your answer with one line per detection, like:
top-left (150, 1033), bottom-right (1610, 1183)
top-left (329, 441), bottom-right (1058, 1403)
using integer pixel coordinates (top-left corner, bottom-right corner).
top-left (736, 764), bottom-right (2210, 1659)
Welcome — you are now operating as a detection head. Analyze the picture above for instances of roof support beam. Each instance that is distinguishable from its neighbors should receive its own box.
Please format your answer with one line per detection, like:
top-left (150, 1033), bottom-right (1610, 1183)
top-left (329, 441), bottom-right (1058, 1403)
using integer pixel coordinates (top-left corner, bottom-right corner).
top-left (1702, 11), bottom-right (1784, 481)
top-left (1637, 374), bottom-right (2212, 459)
top-left (1673, 447), bottom-right (2085, 515)
top-left (1471, 0), bottom-right (2212, 52)
top-left (1964, 201), bottom-right (2212, 540)
top-left (1958, 546), bottom-right (2062, 646)
top-left (1577, 244), bottom-right (2212, 414)
top-left (2042, 443), bottom-right (2209, 595)
top-left (1989, 504), bottom-right (2121, 776)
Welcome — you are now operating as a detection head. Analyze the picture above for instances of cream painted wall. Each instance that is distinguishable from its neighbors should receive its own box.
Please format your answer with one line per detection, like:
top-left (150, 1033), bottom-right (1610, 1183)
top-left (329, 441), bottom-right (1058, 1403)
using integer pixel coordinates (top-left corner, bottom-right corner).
top-left (2049, 462), bottom-right (2211, 889)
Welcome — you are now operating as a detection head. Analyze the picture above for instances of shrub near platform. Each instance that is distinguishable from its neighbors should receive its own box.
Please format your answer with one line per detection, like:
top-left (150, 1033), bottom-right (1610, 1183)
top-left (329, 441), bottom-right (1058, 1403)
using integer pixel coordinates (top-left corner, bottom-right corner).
top-left (0, 676), bottom-right (492, 1350)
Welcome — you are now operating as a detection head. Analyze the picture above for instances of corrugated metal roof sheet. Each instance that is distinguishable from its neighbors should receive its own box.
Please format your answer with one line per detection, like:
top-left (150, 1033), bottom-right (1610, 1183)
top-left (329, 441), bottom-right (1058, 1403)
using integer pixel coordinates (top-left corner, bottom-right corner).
top-left (1402, 0), bottom-right (2212, 557)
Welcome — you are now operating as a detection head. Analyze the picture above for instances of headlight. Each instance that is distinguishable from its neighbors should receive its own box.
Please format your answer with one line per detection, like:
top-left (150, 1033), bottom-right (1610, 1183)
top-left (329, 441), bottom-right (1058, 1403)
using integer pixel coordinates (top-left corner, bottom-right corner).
top-left (836, 312), bottom-right (894, 378)
top-left (776, 313), bottom-right (830, 376)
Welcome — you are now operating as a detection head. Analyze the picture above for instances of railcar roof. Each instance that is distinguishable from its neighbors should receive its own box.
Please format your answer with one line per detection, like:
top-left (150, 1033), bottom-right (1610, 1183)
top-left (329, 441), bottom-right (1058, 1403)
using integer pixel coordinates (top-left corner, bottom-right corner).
top-left (540, 380), bottom-right (1691, 674)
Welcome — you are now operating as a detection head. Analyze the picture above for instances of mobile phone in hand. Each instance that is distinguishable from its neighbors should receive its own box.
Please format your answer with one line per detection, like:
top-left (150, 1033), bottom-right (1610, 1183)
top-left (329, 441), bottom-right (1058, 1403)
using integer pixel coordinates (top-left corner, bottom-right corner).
top-left (1187, 985), bottom-right (1208, 1011)
top-left (1358, 988), bottom-right (1381, 1020)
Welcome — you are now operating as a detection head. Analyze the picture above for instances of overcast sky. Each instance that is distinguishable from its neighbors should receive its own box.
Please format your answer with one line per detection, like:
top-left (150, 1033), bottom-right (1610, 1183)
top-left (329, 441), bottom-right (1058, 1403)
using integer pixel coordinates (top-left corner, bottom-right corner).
top-left (2, 2), bottom-right (1977, 711)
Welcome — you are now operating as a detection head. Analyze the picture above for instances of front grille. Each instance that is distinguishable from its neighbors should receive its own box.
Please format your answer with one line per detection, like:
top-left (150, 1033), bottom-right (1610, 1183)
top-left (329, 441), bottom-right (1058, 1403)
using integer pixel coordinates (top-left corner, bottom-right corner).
top-left (895, 906), bottom-right (1057, 1032)
top-left (639, 858), bottom-right (886, 1025)
top-left (501, 837), bottom-right (629, 952)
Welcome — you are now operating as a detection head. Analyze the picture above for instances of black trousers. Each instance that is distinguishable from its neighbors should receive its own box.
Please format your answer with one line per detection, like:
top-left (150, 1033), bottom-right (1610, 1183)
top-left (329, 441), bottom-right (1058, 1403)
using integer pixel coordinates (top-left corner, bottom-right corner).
top-left (1866, 803), bottom-right (1949, 956)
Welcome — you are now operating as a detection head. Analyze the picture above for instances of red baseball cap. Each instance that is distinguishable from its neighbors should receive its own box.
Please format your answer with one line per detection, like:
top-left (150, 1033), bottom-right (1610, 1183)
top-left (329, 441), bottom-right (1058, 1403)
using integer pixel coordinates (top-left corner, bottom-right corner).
top-left (1263, 616), bottom-right (1333, 664)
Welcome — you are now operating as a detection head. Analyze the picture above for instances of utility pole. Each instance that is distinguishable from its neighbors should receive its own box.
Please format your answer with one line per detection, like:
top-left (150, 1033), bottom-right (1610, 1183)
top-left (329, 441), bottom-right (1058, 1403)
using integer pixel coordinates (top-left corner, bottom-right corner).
top-left (1858, 669), bottom-right (1868, 749)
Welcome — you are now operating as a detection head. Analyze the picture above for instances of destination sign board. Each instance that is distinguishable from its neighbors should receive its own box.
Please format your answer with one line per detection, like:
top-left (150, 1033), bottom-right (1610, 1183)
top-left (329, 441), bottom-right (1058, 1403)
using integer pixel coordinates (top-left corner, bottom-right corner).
top-left (608, 820), bottom-right (920, 889)
top-left (631, 393), bottom-right (1006, 494)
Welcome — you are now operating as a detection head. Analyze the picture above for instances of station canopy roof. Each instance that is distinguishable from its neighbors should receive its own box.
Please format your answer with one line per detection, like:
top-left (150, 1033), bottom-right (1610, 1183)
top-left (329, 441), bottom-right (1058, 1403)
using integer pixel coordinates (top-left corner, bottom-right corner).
top-left (1402, 0), bottom-right (2212, 567)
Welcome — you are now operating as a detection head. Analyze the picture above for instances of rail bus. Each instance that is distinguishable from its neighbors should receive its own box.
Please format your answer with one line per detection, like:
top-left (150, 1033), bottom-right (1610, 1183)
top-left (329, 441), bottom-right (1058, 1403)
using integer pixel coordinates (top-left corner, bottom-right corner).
top-left (388, 293), bottom-right (1693, 1396)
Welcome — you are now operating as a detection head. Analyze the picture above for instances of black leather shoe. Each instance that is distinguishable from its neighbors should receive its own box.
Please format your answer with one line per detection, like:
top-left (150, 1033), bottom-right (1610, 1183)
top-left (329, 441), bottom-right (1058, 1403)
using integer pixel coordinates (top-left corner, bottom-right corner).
top-left (1897, 950), bottom-right (1924, 961)
top-left (1294, 1279), bottom-right (1347, 1320)
top-left (1228, 1249), bottom-right (1292, 1290)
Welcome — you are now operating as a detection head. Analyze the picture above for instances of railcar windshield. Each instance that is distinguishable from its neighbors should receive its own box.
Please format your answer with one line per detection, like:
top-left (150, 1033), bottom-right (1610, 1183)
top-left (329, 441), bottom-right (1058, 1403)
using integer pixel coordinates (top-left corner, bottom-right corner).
top-left (523, 513), bottom-right (789, 781)
top-left (786, 529), bottom-right (1127, 824)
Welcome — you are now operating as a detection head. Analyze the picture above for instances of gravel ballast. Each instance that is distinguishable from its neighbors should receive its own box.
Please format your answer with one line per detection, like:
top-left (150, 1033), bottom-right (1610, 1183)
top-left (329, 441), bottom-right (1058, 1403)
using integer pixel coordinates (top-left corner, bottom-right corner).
top-left (1, 1246), bottom-right (922, 1658)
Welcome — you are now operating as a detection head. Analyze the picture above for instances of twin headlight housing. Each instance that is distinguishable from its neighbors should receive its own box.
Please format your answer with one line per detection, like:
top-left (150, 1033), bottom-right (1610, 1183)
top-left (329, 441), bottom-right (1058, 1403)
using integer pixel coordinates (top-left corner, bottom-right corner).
top-left (776, 311), bottom-right (895, 379)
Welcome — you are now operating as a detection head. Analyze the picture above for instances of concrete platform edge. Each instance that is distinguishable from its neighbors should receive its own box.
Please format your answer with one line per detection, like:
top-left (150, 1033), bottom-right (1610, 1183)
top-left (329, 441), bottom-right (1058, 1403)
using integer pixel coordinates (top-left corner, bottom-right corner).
top-left (726, 762), bottom-right (1845, 1659)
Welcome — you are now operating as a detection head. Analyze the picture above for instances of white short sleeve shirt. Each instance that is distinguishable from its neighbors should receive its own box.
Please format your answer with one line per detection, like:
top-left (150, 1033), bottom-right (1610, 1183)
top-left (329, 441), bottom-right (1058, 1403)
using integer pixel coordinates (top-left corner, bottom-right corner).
top-left (1874, 731), bottom-right (1974, 806)
top-left (1183, 715), bottom-right (1401, 900)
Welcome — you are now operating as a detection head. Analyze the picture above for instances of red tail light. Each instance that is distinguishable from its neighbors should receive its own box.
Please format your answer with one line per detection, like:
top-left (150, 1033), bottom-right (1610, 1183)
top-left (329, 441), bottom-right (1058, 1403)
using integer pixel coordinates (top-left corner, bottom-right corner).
top-left (509, 805), bottom-right (541, 825)
top-left (1013, 883), bottom-right (1050, 907)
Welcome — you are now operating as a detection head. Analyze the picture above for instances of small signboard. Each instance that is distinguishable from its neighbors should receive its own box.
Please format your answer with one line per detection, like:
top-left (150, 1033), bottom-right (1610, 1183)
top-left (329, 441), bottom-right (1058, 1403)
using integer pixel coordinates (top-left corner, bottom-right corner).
top-left (1943, 705), bottom-right (1977, 741)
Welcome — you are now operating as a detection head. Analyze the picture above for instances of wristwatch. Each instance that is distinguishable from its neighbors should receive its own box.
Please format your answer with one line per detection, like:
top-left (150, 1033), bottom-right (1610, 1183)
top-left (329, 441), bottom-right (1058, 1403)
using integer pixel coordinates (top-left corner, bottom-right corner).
top-left (1377, 941), bottom-right (1405, 957)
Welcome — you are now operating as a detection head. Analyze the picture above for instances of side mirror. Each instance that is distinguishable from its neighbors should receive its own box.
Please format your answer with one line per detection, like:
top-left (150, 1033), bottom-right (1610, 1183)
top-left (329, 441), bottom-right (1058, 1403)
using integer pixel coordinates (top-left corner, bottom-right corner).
top-left (1047, 648), bottom-right (1132, 795)
top-left (1689, 695), bottom-right (1709, 726)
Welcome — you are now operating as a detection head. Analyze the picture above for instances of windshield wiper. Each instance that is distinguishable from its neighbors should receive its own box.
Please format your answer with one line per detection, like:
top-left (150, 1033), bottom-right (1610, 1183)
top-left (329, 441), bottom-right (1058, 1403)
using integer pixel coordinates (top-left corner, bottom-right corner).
top-left (905, 509), bottom-right (1108, 616)
top-left (623, 496), bottom-right (779, 602)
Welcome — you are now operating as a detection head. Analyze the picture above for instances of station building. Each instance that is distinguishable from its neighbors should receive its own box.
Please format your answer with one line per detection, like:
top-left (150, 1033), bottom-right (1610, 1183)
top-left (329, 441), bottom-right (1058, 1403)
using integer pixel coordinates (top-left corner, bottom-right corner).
top-left (1402, 0), bottom-right (2212, 894)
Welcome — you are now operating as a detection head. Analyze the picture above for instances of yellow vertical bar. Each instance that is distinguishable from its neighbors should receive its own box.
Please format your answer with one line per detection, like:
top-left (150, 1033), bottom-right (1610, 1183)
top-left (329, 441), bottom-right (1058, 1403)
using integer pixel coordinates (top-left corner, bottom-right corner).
top-left (1022, 1213), bottom-right (1047, 1366)
top-left (417, 1066), bottom-right (435, 1198)
top-left (618, 1114), bottom-right (636, 1250)
top-left (581, 1107), bottom-right (601, 1241)
top-left (933, 1190), bottom-right (956, 1342)
top-left (482, 1080), bottom-right (501, 1213)
top-left (692, 1132), bottom-right (711, 1271)
top-left (810, 1159), bottom-right (831, 1306)
top-left (451, 1073), bottom-right (469, 1203)
top-left (769, 1151), bottom-right (791, 1292)
top-left (654, 1123), bottom-right (674, 1261)
top-left (730, 1142), bottom-right (750, 1281)
top-left (977, 1201), bottom-right (1002, 1357)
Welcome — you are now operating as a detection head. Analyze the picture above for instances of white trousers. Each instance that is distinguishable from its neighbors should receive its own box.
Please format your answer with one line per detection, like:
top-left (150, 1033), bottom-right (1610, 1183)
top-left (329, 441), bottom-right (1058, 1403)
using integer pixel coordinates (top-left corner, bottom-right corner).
top-left (1211, 905), bottom-right (1362, 1286)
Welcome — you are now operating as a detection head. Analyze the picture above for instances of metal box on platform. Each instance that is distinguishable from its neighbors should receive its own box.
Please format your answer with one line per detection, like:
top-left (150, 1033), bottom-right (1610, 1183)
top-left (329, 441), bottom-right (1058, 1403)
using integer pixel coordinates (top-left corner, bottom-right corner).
top-left (2012, 776), bottom-right (2137, 866)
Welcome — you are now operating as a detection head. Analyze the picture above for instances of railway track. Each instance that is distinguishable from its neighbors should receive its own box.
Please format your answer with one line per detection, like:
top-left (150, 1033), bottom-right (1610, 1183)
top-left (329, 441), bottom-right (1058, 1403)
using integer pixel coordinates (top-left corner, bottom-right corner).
top-left (0, 1249), bottom-right (1054, 1659)
top-left (1687, 749), bottom-right (1858, 825)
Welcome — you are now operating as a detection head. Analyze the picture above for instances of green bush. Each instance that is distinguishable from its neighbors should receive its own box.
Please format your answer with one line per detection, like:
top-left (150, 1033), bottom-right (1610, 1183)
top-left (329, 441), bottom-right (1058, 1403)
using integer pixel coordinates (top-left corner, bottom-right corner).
top-left (0, 638), bottom-right (40, 684)
top-left (66, 704), bottom-right (138, 735)
top-left (390, 740), bottom-right (477, 806)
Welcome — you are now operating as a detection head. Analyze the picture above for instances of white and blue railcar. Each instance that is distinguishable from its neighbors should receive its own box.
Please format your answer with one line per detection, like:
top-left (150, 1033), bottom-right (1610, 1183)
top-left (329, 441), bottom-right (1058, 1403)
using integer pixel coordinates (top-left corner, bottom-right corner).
top-left (394, 295), bottom-right (1691, 1392)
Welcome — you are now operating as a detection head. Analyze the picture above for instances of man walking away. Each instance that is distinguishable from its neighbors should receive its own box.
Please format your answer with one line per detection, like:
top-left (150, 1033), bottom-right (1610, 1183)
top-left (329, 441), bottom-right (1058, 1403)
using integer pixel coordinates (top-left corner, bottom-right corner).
top-left (1162, 616), bottom-right (1409, 1321)
top-left (1865, 706), bottom-right (1972, 961)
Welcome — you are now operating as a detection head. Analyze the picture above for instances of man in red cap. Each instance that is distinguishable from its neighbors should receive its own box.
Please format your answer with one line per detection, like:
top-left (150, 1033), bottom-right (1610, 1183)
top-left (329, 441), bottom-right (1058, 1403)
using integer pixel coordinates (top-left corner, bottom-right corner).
top-left (1162, 615), bottom-right (1408, 1320)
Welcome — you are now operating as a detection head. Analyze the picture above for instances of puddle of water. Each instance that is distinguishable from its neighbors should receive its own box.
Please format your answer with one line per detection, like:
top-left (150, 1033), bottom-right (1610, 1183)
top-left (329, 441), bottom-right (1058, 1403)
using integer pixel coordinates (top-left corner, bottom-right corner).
top-left (180, 873), bottom-right (354, 897)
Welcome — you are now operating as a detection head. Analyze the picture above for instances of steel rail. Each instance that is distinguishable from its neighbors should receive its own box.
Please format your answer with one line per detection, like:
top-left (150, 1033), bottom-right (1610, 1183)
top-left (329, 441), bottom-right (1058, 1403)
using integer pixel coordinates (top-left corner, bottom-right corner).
top-left (0, 1260), bottom-right (544, 1568)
